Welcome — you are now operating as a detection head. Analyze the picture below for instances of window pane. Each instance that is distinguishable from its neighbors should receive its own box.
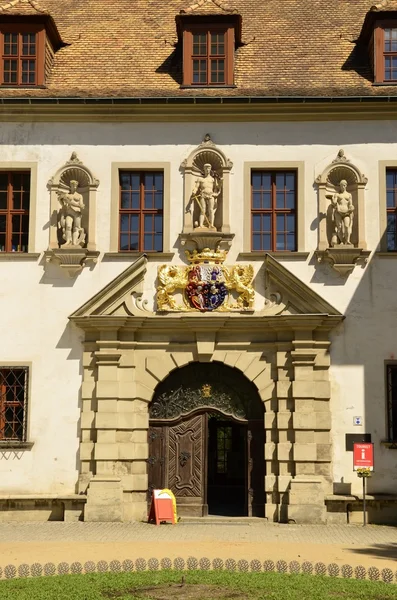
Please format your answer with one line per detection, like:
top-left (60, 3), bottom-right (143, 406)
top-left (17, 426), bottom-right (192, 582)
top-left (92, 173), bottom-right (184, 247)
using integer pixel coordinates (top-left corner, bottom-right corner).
top-left (129, 234), bottom-right (139, 250)
top-left (144, 233), bottom-right (153, 251)
top-left (154, 173), bottom-right (163, 191)
top-left (263, 234), bottom-right (271, 250)
top-left (252, 191), bottom-right (261, 209)
top-left (154, 234), bottom-right (162, 252)
top-left (276, 214), bottom-right (285, 232)
top-left (252, 214), bottom-right (261, 232)
top-left (252, 233), bottom-right (261, 251)
top-left (210, 59), bottom-right (225, 84)
top-left (192, 33), bottom-right (206, 56)
top-left (263, 214), bottom-right (271, 232)
top-left (21, 60), bottom-right (36, 85)
top-left (22, 33), bottom-right (36, 56)
top-left (154, 214), bottom-right (163, 233)
top-left (193, 59), bottom-right (207, 84)
top-left (120, 214), bottom-right (129, 232)
top-left (387, 213), bottom-right (397, 251)
top-left (3, 60), bottom-right (17, 84)
top-left (144, 214), bottom-right (153, 233)
top-left (0, 191), bottom-right (7, 210)
top-left (211, 32), bottom-right (225, 56)
top-left (276, 233), bottom-right (285, 250)
top-left (251, 172), bottom-right (262, 189)
top-left (286, 233), bottom-right (295, 251)
top-left (4, 33), bottom-right (18, 56)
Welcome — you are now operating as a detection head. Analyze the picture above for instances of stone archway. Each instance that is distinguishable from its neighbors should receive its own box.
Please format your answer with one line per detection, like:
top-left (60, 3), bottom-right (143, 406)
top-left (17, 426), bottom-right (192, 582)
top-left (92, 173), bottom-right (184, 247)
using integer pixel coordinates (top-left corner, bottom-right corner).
top-left (71, 255), bottom-right (343, 523)
top-left (148, 362), bottom-right (265, 517)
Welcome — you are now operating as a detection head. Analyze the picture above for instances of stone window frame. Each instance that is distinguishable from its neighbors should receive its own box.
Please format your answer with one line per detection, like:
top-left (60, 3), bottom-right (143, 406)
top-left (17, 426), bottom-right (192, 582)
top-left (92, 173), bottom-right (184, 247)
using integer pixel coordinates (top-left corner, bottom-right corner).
top-left (109, 162), bottom-right (171, 254)
top-left (0, 162), bottom-right (38, 260)
top-left (243, 161), bottom-right (305, 255)
top-left (0, 362), bottom-right (34, 449)
top-left (379, 160), bottom-right (397, 253)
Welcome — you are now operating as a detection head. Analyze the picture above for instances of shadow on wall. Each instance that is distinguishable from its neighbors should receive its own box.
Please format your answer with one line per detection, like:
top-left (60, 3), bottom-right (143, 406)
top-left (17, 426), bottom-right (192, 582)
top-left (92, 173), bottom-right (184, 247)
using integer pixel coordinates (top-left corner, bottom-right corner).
top-left (325, 220), bottom-right (397, 495)
top-left (5, 121), bottom-right (397, 147)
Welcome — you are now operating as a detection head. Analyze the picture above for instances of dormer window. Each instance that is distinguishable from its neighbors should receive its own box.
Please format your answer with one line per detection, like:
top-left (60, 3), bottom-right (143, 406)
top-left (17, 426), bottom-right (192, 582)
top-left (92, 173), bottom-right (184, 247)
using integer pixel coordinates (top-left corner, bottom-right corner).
top-left (183, 25), bottom-right (234, 86)
top-left (0, 26), bottom-right (44, 86)
top-left (374, 22), bottom-right (397, 82)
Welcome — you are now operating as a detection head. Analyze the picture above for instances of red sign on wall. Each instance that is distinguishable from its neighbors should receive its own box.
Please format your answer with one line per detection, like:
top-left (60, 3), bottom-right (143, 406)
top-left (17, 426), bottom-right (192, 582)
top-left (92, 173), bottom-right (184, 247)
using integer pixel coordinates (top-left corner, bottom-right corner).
top-left (353, 443), bottom-right (374, 471)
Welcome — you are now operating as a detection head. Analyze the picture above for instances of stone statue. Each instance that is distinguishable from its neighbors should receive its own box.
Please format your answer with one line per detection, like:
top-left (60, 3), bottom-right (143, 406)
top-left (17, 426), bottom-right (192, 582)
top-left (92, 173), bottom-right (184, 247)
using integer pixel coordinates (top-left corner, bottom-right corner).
top-left (57, 180), bottom-right (86, 247)
top-left (329, 179), bottom-right (354, 246)
top-left (187, 163), bottom-right (222, 230)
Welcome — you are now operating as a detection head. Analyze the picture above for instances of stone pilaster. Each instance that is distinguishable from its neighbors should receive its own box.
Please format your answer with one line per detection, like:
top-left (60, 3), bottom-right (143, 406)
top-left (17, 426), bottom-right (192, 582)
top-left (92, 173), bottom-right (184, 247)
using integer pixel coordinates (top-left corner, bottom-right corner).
top-left (286, 331), bottom-right (332, 523)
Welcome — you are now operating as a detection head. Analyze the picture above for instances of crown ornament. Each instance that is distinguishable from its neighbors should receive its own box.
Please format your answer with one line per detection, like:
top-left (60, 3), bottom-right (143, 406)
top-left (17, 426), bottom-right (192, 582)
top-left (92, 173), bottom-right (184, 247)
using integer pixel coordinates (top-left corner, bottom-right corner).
top-left (185, 246), bottom-right (227, 264)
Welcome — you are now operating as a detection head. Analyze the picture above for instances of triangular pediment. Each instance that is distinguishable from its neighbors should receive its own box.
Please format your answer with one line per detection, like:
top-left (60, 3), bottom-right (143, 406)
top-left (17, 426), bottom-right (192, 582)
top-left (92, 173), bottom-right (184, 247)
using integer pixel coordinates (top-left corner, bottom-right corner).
top-left (263, 254), bottom-right (341, 316)
top-left (70, 255), bottom-right (149, 319)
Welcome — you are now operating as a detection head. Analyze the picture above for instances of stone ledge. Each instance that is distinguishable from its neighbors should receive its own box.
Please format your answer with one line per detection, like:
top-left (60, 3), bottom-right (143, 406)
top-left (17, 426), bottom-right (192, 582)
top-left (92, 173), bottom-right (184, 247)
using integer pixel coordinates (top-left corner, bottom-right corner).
top-left (0, 253), bottom-right (41, 261)
top-left (0, 494), bottom-right (87, 501)
top-left (238, 251), bottom-right (310, 261)
top-left (103, 252), bottom-right (174, 261)
top-left (0, 441), bottom-right (34, 450)
top-left (326, 493), bottom-right (397, 502)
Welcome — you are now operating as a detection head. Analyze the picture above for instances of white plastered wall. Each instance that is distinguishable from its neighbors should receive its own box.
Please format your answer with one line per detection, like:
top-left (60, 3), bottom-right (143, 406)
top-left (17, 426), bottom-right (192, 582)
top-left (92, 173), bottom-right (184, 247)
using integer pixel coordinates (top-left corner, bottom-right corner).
top-left (0, 119), bottom-right (397, 496)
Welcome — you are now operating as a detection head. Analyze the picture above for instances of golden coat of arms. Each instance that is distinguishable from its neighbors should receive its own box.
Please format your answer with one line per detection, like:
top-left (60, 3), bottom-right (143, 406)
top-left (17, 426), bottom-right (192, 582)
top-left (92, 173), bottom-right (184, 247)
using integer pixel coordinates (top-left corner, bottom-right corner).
top-left (157, 248), bottom-right (254, 312)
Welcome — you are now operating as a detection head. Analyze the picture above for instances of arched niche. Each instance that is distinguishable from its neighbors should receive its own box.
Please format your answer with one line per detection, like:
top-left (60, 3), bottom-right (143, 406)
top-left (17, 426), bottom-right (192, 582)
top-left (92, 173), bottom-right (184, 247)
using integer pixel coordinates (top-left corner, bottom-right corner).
top-left (316, 150), bottom-right (367, 251)
top-left (47, 152), bottom-right (99, 252)
top-left (181, 134), bottom-right (233, 235)
top-left (315, 150), bottom-right (370, 276)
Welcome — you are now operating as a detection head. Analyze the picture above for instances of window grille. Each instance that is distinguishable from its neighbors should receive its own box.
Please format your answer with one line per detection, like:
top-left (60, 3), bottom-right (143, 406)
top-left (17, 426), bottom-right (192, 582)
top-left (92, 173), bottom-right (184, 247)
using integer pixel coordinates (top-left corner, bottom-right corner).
top-left (0, 367), bottom-right (28, 442)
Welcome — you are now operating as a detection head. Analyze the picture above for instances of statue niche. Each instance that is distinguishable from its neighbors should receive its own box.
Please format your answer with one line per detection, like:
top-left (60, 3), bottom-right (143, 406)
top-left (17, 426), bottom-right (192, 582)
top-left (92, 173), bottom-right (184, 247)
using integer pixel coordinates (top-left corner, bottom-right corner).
top-left (315, 150), bottom-right (370, 276)
top-left (181, 134), bottom-right (233, 235)
top-left (45, 153), bottom-right (100, 277)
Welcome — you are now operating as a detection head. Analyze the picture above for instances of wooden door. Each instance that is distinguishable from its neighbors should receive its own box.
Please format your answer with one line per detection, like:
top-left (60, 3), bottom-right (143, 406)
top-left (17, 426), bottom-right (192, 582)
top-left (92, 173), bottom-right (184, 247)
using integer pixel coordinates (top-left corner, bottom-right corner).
top-left (148, 413), bottom-right (207, 517)
top-left (168, 413), bottom-right (207, 516)
top-left (147, 426), bottom-right (166, 504)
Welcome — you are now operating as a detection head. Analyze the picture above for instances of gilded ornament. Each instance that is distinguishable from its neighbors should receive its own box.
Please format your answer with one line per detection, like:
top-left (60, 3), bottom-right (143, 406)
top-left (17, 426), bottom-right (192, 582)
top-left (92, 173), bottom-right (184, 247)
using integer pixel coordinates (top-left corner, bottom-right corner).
top-left (201, 384), bottom-right (211, 397)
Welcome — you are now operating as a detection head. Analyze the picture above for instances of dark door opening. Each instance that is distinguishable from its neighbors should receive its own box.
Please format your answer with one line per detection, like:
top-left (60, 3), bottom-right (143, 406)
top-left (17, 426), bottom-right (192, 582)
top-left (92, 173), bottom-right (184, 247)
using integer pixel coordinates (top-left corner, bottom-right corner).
top-left (207, 415), bottom-right (247, 516)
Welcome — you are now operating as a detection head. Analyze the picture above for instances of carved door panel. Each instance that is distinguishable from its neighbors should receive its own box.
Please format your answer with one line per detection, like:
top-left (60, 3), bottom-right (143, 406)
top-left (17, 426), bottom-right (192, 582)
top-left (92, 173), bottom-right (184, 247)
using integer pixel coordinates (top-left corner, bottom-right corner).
top-left (247, 420), bottom-right (265, 517)
top-left (147, 426), bottom-right (166, 505)
top-left (167, 413), bottom-right (207, 517)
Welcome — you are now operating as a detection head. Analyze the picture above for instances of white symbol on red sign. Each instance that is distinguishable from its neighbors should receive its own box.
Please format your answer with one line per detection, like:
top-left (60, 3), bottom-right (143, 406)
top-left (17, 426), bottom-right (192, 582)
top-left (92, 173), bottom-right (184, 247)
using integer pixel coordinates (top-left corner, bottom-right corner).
top-left (353, 443), bottom-right (374, 471)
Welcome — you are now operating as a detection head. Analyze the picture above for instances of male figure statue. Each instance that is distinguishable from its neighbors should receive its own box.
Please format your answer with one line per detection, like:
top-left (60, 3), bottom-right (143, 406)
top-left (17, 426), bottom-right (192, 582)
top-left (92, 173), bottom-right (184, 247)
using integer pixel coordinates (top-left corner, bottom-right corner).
top-left (189, 163), bottom-right (221, 229)
top-left (57, 180), bottom-right (86, 247)
top-left (330, 179), bottom-right (354, 246)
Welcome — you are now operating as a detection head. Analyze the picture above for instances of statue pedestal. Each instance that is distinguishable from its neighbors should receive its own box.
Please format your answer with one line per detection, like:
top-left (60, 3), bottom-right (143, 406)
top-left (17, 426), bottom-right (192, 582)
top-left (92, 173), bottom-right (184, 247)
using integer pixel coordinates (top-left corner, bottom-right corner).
top-left (179, 231), bottom-right (234, 254)
top-left (315, 246), bottom-right (370, 277)
top-left (45, 247), bottom-right (100, 278)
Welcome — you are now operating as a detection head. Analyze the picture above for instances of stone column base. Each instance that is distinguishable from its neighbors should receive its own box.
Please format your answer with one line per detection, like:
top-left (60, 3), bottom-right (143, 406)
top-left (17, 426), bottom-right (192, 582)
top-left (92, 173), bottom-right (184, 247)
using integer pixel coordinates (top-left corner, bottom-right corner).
top-left (287, 478), bottom-right (326, 524)
top-left (84, 476), bottom-right (123, 522)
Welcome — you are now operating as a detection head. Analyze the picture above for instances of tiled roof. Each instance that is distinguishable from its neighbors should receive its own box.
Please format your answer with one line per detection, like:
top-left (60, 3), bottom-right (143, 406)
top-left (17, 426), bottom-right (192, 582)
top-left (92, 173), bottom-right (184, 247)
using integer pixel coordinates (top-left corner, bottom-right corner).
top-left (371, 0), bottom-right (397, 11)
top-left (181, 0), bottom-right (237, 15)
top-left (0, 0), bottom-right (394, 98)
top-left (0, 0), bottom-right (47, 15)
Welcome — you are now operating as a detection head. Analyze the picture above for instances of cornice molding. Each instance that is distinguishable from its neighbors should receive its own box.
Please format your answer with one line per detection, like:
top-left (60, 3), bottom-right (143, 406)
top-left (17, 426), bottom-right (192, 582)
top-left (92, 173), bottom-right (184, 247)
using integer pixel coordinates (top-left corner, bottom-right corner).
top-left (0, 99), bottom-right (397, 122)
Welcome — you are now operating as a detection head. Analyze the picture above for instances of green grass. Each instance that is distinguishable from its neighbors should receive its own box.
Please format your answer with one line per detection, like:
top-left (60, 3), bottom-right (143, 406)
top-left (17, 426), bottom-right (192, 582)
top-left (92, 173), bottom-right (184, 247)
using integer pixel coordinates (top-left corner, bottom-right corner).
top-left (0, 571), bottom-right (397, 600)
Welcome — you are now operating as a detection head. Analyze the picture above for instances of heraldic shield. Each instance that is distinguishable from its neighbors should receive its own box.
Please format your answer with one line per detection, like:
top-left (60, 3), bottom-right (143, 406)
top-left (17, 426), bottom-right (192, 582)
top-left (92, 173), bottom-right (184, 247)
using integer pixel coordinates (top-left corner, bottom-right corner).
top-left (186, 264), bottom-right (228, 311)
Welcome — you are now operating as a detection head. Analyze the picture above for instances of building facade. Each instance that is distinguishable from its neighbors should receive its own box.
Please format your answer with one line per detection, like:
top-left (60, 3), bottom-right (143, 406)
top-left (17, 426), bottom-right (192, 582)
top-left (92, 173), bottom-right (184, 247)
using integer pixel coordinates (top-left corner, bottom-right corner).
top-left (1, 0), bottom-right (397, 524)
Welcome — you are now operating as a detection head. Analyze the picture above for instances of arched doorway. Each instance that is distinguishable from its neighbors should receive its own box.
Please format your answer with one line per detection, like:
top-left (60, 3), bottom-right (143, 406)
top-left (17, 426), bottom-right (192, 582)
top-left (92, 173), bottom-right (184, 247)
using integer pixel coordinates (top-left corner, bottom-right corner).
top-left (148, 362), bottom-right (265, 517)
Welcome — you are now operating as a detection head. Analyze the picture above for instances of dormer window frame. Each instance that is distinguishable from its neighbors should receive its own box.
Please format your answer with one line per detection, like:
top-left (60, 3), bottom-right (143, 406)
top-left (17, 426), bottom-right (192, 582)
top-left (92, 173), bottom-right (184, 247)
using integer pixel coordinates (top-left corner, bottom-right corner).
top-left (374, 19), bottom-right (397, 84)
top-left (181, 20), bottom-right (236, 88)
top-left (0, 23), bottom-right (45, 87)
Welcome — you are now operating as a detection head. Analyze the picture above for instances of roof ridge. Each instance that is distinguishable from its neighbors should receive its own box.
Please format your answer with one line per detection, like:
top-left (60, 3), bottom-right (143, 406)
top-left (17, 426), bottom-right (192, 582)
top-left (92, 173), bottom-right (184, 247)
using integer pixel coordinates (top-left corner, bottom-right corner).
top-left (0, 0), bottom-right (47, 14)
top-left (181, 0), bottom-right (237, 15)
